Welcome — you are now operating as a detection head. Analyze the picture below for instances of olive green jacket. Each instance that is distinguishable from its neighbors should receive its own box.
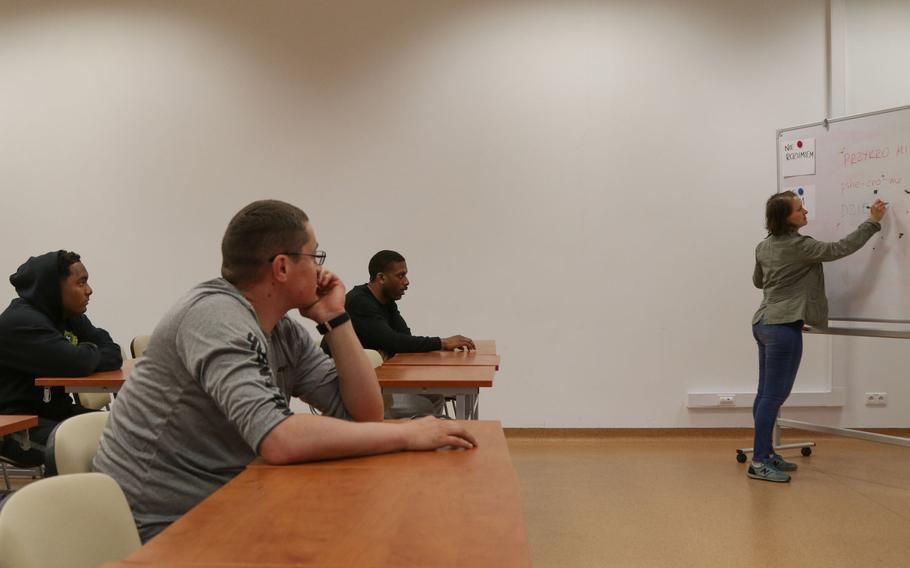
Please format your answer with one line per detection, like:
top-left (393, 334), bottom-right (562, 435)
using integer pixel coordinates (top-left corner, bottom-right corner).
top-left (752, 220), bottom-right (881, 327)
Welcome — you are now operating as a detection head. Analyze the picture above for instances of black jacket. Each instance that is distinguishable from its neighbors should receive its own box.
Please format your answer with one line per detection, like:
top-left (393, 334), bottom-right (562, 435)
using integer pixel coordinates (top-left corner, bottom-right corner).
top-left (0, 251), bottom-right (122, 420)
top-left (322, 284), bottom-right (441, 357)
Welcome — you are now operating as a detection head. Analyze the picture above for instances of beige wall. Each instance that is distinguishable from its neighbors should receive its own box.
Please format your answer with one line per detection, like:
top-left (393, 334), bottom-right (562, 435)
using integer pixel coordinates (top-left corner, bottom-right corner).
top-left (5, 1), bottom-right (902, 427)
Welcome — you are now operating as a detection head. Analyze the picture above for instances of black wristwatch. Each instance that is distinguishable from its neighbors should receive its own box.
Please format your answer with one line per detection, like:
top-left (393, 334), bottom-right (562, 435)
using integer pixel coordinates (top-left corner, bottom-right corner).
top-left (316, 312), bottom-right (351, 335)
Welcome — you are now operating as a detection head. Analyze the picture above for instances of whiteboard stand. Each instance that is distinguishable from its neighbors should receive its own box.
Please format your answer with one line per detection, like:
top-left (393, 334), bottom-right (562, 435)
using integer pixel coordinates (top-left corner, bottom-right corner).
top-left (735, 411), bottom-right (816, 464)
top-left (751, 104), bottom-right (910, 464)
top-left (803, 326), bottom-right (910, 340)
top-left (774, 418), bottom-right (910, 448)
top-left (736, 326), bottom-right (910, 463)
top-left (779, 326), bottom-right (910, 449)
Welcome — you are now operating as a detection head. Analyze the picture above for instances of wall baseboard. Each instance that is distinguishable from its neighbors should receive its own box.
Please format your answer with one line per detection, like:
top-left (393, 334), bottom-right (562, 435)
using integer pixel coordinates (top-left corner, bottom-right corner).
top-left (686, 387), bottom-right (845, 409)
top-left (504, 426), bottom-right (910, 439)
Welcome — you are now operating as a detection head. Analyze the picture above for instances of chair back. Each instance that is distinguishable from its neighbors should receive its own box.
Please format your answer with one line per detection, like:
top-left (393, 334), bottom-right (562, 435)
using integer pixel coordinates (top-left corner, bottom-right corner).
top-left (363, 349), bottom-right (395, 413)
top-left (364, 349), bottom-right (384, 369)
top-left (76, 392), bottom-right (111, 410)
top-left (52, 412), bottom-right (109, 475)
top-left (0, 473), bottom-right (140, 568)
top-left (308, 349), bottom-right (386, 416)
top-left (130, 335), bottom-right (150, 358)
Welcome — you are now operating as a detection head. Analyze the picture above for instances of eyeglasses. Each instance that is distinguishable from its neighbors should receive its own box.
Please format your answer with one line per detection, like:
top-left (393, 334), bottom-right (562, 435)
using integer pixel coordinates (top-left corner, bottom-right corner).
top-left (268, 250), bottom-right (327, 266)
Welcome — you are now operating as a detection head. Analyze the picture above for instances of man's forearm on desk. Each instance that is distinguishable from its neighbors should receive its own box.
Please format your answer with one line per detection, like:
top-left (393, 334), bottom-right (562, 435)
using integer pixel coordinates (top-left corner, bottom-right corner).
top-left (258, 413), bottom-right (477, 465)
top-left (322, 322), bottom-right (383, 422)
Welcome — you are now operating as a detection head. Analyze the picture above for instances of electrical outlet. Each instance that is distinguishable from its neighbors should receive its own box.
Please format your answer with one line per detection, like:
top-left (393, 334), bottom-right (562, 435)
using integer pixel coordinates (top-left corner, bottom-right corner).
top-left (864, 392), bottom-right (887, 406)
top-left (718, 394), bottom-right (736, 406)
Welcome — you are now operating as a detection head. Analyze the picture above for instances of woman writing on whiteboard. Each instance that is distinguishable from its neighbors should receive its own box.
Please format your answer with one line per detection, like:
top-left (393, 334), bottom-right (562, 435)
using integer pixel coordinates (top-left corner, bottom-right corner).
top-left (749, 192), bottom-right (886, 482)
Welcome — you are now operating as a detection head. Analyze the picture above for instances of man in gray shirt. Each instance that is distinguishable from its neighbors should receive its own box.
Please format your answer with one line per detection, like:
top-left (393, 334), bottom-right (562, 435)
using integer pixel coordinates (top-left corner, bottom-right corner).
top-left (93, 200), bottom-right (477, 542)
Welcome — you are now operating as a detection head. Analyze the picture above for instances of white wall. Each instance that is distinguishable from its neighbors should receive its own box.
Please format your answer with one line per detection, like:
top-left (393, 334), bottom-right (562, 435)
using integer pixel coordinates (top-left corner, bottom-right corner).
top-left (812, 0), bottom-right (910, 429)
top-left (0, 0), bottom-right (903, 428)
top-left (844, 0), bottom-right (910, 115)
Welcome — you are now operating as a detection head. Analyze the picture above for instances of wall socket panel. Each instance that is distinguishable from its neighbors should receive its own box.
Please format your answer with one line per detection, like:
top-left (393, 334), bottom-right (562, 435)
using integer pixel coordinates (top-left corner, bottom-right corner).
top-left (718, 394), bottom-right (736, 406)
top-left (865, 392), bottom-right (888, 406)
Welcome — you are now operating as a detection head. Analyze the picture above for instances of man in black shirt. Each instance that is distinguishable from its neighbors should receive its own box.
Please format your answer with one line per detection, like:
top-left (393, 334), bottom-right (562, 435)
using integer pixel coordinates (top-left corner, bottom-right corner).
top-left (327, 250), bottom-right (474, 417)
top-left (0, 251), bottom-right (122, 466)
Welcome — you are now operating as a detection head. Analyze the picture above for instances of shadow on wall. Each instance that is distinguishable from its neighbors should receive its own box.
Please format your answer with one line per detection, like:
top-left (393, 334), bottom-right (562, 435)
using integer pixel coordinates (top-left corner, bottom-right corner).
top-left (0, 0), bottom-right (491, 94)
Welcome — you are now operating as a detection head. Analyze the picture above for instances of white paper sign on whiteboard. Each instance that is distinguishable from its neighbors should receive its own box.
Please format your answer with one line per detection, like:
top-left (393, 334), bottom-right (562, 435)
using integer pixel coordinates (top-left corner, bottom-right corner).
top-left (780, 137), bottom-right (816, 177)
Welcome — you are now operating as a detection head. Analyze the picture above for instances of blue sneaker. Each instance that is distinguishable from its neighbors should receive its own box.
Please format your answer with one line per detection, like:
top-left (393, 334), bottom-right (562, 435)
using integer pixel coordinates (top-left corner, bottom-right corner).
top-left (747, 461), bottom-right (790, 483)
top-left (769, 452), bottom-right (798, 472)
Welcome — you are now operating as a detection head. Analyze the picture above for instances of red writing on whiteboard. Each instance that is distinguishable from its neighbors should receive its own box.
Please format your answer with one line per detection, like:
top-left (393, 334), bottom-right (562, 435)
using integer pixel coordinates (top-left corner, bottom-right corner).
top-left (840, 146), bottom-right (890, 167)
top-left (841, 177), bottom-right (883, 191)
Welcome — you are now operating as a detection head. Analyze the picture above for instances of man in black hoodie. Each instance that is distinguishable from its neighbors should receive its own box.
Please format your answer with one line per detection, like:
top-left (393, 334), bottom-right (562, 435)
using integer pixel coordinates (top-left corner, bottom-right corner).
top-left (0, 250), bottom-right (122, 466)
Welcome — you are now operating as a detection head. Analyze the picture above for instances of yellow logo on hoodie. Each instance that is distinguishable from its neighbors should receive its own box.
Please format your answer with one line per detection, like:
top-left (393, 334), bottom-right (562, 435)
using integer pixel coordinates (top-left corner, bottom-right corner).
top-left (64, 331), bottom-right (78, 346)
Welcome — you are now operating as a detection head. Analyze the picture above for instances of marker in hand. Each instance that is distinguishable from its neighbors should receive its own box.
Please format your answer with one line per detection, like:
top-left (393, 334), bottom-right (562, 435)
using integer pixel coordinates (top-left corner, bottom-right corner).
top-left (866, 199), bottom-right (888, 222)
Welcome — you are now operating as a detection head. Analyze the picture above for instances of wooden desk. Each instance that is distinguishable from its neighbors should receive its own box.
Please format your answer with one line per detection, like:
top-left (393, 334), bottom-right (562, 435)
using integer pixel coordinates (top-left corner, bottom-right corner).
top-left (0, 415), bottom-right (38, 437)
top-left (377, 364), bottom-right (494, 420)
top-left (36, 359), bottom-right (134, 403)
top-left (0, 415), bottom-right (38, 460)
top-left (115, 421), bottom-right (530, 568)
top-left (101, 560), bottom-right (300, 568)
top-left (384, 339), bottom-right (500, 369)
top-left (384, 351), bottom-right (500, 369)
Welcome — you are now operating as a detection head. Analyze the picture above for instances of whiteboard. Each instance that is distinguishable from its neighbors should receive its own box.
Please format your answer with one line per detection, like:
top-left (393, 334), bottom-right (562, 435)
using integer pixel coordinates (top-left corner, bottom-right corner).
top-left (777, 105), bottom-right (910, 323)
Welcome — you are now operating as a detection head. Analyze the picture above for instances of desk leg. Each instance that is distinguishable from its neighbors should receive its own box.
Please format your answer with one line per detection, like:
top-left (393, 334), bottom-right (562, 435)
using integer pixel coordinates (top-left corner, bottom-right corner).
top-left (11, 431), bottom-right (32, 452)
top-left (463, 394), bottom-right (478, 420)
top-left (42, 387), bottom-right (51, 404)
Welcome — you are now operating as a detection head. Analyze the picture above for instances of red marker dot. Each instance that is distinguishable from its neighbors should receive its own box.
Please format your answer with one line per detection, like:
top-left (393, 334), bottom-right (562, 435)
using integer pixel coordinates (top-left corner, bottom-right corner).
top-left (796, 140), bottom-right (803, 149)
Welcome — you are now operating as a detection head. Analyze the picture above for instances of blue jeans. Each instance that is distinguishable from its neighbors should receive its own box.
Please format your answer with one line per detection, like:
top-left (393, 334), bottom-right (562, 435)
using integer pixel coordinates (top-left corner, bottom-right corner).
top-left (752, 320), bottom-right (803, 462)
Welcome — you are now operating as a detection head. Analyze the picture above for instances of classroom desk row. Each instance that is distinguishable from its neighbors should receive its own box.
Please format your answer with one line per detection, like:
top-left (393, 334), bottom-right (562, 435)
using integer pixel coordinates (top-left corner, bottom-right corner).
top-left (103, 420), bottom-right (530, 568)
top-left (380, 339), bottom-right (499, 420)
top-left (0, 415), bottom-right (38, 488)
top-left (36, 340), bottom-right (501, 420)
top-left (0, 415), bottom-right (37, 438)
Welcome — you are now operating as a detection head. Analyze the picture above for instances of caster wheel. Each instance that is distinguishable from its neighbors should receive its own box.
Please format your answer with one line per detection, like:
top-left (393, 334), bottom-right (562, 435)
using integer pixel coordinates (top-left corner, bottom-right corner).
top-left (801, 447), bottom-right (812, 457)
top-left (736, 451), bottom-right (748, 463)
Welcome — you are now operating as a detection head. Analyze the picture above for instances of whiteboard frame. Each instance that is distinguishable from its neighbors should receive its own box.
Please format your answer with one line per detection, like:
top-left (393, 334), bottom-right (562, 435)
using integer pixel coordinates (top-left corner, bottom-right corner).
top-left (762, 107), bottom-right (910, 453)
top-left (777, 103), bottom-right (910, 139)
top-left (776, 103), bottom-right (910, 327)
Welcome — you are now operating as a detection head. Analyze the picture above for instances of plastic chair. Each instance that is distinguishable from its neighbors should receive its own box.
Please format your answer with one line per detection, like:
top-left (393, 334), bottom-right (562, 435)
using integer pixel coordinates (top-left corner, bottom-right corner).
top-left (0, 472), bottom-right (140, 568)
top-left (46, 412), bottom-right (109, 475)
top-left (309, 349), bottom-right (386, 416)
top-left (130, 335), bottom-right (150, 358)
top-left (363, 349), bottom-right (395, 412)
top-left (364, 349), bottom-right (384, 369)
top-left (73, 347), bottom-right (131, 411)
top-left (75, 393), bottom-right (111, 410)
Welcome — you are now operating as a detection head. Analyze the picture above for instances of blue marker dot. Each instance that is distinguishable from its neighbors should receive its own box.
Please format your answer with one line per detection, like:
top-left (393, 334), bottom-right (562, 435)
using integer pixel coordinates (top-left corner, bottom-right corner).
top-left (797, 187), bottom-right (804, 196)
